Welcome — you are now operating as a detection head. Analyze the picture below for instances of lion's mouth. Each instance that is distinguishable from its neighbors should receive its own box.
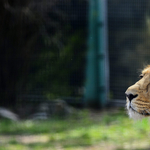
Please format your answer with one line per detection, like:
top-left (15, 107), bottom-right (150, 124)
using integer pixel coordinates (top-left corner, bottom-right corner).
top-left (129, 106), bottom-right (150, 116)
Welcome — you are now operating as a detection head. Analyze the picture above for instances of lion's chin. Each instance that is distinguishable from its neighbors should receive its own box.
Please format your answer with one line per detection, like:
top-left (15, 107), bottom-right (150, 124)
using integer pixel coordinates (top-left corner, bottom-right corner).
top-left (127, 108), bottom-right (145, 120)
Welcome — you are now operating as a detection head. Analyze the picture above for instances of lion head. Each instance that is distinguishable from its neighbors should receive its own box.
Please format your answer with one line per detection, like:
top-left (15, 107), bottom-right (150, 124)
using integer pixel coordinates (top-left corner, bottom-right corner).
top-left (125, 65), bottom-right (150, 119)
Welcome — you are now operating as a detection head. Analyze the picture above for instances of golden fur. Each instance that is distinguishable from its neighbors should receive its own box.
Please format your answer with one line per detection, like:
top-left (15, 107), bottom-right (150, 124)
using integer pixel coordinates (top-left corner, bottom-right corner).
top-left (125, 65), bottom-right (150, 119)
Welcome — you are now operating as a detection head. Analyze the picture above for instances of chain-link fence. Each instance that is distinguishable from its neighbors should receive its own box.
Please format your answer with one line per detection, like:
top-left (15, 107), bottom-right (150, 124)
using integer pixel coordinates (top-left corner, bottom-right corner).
top-left (0, 0), bottom-right (88, 110)
top-left (1, 0), bottom-right (150, 110)
top-left (108, 0), bottom-right (150, 101)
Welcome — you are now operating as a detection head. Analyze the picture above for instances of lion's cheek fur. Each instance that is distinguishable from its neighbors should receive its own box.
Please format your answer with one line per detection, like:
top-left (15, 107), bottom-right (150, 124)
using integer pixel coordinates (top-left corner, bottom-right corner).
top-left (126, 98), bottom-right (145, 120)
top-left (128, 108), bottom-right (144, 120)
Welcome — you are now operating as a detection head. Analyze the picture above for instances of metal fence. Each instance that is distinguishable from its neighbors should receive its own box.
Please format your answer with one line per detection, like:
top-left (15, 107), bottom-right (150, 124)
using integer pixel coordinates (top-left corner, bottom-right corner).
top-left (108, 0), bottom-right (150, 101)
top-left (1, 0), bottom-right (150, 109)
top-left (0, 0), bottom-right (88, 108)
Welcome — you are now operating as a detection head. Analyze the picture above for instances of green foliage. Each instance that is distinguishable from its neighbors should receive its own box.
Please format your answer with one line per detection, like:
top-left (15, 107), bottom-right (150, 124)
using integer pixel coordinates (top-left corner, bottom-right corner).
top-left (26, 31), bottom-right (86, 98)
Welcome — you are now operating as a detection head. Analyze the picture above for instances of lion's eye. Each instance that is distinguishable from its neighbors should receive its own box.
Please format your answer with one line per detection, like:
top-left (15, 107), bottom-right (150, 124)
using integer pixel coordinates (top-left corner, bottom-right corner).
top-left (139, 74), bottom-right (143, 78)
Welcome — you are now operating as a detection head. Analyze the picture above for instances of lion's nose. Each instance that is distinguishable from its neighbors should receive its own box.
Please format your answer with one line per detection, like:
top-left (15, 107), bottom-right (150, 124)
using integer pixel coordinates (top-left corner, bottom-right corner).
top-left (125, 93), bottom-right (138, 102)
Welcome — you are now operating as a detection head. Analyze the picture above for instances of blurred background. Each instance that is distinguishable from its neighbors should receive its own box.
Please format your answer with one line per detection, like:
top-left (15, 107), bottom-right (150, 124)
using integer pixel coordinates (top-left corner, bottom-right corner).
top-left (1, 0), bottom-right (150, 149)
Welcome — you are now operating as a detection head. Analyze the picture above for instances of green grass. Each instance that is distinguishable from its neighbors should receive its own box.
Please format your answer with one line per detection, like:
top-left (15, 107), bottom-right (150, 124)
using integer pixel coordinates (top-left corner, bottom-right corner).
top-left (0, 108), bottom-right (150, 150)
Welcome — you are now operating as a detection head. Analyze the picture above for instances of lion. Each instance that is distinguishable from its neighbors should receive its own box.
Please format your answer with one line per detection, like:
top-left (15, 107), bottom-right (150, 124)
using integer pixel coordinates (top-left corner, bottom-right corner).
top-left (125, 65), bottom-right (150, 120)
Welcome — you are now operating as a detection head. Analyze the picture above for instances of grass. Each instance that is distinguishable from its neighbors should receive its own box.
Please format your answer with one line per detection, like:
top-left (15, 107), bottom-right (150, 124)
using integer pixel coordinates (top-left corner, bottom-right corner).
top-left (0, 108), bottom-right (150, 150)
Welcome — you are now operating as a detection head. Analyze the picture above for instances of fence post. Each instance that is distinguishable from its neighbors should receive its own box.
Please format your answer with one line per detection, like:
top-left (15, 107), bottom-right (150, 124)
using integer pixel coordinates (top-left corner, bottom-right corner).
top-left (84, 0), bottom-right (109, 108)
